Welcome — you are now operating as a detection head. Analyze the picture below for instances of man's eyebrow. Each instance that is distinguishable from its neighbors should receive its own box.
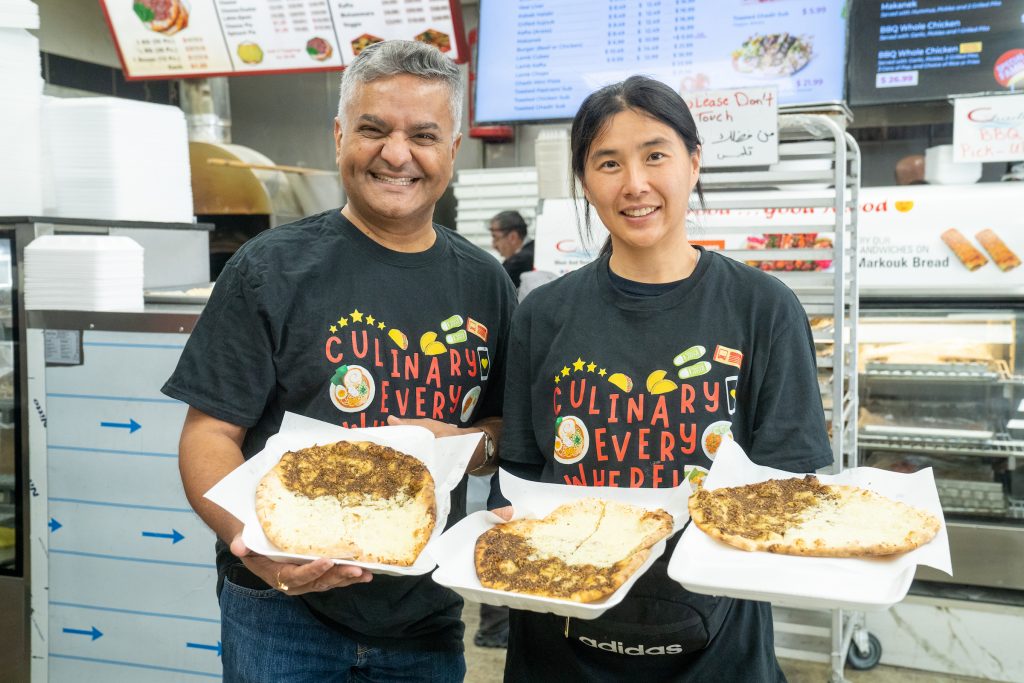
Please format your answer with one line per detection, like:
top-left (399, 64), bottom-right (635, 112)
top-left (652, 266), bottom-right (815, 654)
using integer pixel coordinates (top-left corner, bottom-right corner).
top-left (590, 138), bottom-right (669, 160)
top-left (357, 114), bottom-right (389, 127)
top-left (409, 121), bottom-right (441, 132)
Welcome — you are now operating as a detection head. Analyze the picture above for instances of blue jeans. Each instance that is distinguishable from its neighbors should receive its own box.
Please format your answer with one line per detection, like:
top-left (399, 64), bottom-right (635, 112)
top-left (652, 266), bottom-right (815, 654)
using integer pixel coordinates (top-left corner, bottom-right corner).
top-left (220, 576), bottom-right (466, 682)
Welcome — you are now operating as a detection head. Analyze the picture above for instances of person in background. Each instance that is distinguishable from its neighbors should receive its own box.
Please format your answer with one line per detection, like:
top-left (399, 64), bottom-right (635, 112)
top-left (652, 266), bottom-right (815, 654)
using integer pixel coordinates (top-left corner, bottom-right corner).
top-left (490, 210), bottom-right (535, 289)
top-left (163, 40), bottom-right (516, 682)
top-left (493, 75), bottom-right (831, 681)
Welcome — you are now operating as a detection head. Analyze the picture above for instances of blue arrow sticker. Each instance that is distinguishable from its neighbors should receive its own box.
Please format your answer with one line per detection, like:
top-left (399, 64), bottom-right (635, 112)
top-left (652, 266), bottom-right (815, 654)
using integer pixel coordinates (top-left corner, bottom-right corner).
top-left (186, 641), bottom-right (222, 656)
top-left (64, 626), bottom-right (102, 641)
top-left (48, 518), bottom-right (62, 532)
top-left (141, 529), bottom-right (184, 544)
top-left (99, 419), bottom-right (141, 433)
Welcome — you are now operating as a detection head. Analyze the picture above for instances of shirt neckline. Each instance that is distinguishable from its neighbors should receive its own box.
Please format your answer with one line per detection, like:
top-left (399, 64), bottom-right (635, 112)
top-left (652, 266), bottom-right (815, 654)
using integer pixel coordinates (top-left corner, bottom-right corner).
top-left (595, 245), bottom-right (712, 311)
top-left (327, 210), bottom-right (451, 267)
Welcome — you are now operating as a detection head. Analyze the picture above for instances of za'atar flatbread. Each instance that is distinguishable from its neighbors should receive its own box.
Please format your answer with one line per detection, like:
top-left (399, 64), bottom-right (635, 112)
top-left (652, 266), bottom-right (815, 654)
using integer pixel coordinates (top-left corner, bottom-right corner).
top-left (255, 440), bottom-right (435, 565)
top-left (474, 498), bottom-right (674, 603)
top-left (688, 475), bottom-right (940, 558)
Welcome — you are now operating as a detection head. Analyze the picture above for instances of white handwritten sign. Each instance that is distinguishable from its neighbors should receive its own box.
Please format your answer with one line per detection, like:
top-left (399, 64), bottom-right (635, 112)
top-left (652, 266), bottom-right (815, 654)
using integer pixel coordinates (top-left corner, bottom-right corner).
top-left (953, 94), bottom-right (1024, 163)
top-left (684, 87), bottom-right (779, 168)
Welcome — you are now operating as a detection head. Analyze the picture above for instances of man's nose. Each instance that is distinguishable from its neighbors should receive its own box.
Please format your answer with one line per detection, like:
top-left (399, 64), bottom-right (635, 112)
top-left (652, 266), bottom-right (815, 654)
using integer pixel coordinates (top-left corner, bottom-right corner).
top-left (379, 134), bottom-right (413, 167)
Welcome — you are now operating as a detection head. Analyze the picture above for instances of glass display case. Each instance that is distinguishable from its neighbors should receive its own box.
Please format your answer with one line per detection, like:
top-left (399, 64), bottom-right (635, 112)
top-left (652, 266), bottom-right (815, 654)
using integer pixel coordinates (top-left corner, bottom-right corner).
top-left (856, 305), bottom-right (1024, 590)
top-left (0, 237), bottom-right (18, 574)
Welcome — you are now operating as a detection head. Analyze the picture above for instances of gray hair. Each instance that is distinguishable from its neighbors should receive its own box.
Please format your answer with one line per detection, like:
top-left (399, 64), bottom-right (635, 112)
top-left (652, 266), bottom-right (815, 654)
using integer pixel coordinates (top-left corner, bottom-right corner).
top-left (337, 40), bottom-right (463, 135)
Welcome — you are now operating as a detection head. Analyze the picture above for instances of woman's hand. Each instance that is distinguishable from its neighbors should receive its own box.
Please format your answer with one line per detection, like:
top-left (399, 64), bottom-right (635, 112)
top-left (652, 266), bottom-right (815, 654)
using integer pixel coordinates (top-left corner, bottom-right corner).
top-left (230, 533), bottom-right (372, 595)
top-left (489, 506), bottom-right (514, 521)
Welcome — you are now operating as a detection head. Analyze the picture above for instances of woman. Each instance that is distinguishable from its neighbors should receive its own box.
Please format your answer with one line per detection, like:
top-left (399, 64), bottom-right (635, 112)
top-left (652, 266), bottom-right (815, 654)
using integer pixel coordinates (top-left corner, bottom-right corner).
top-left (495, 76), bottom-right (832, 681)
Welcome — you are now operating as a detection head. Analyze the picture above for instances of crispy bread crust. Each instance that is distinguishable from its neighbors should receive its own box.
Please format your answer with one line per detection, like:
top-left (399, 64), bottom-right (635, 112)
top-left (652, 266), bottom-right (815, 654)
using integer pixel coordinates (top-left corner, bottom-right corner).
top-left (474, 499), bottom-right (673, 603)
top-left (255, 440), bottom-right (435, 565)
top-left (689, 478), bottom-right (940, 558)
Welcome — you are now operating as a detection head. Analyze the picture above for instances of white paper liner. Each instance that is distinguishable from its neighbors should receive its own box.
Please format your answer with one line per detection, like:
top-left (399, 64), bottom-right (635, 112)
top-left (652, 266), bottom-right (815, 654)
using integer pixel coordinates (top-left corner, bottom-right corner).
top-left (668, 439), bottom-right (952, 610)
top-left (429, 469), bottom-right (691, 620)
top-left (204, 412), bottom-right (480, 577)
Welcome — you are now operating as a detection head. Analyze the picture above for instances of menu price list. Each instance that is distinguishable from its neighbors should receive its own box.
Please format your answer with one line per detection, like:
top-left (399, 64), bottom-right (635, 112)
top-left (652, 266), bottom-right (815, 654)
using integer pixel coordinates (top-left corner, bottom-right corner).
top-left (849, 0), bottom-right (1024, 105)
top-left (100, 0), bottom-right (461, 79)
top-left (476, 0), bottom-right (846, 124)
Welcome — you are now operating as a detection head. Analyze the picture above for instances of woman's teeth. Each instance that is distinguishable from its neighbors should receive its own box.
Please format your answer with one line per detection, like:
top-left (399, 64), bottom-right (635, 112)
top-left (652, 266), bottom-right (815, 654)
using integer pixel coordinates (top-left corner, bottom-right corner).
top-left (623, 207), bottom-right (657, 217)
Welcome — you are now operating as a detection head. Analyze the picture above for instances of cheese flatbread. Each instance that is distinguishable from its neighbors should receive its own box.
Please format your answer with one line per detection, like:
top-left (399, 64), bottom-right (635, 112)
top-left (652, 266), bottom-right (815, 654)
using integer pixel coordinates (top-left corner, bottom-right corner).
top-left (255, 441), bottom-right (435, 565)
top-left (474, 498), bottom-right (673, 603)
top-left (689, 476), bottom-right (940, 558)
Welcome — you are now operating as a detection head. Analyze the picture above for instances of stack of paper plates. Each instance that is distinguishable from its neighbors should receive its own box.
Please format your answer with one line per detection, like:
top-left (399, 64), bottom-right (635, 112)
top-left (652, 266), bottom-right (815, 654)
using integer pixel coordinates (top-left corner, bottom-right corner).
top-left (25, 235), bottom-right (145, 311)
top-left (0, 0), bottom-right (39, 29)
top-left (0, 26), bottom-right (42, 216)
top-left (43, 97), bottom-right (194, 223)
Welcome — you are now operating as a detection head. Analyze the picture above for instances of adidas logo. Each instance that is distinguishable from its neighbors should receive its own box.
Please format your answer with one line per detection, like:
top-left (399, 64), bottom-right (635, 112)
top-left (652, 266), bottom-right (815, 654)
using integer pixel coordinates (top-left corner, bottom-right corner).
top-left (577, 637), bottom-right (684, 655)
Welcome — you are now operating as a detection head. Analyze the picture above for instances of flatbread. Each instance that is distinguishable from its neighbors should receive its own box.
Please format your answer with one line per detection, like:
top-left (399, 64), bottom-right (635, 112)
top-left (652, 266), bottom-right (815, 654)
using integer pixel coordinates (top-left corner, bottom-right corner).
top-left (474, 498), bottom-right (674, 603)
top-left (688, 475), bottom-right (940, 558)
top-left (255, 441), bottom-right (435, 565)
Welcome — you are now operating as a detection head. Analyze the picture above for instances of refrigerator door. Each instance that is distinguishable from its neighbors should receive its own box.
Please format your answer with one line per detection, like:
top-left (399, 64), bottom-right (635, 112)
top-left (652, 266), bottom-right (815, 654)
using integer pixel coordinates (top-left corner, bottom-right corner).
top-left (0, 236), bottom-right (17, 573)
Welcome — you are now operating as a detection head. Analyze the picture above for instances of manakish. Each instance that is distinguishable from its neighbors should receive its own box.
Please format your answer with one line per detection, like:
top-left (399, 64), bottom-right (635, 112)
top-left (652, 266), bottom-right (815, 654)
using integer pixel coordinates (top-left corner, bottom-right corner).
top-left (689, 475), bottom-right (940, 557)
top-left (255, 441), bottom-right (435, 565)
top-left (474, 498), bottom-right (674, 603)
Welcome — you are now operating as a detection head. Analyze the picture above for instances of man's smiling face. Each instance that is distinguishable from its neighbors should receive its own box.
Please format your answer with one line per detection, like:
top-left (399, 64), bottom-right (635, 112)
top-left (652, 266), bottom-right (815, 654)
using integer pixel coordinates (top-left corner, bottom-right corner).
top-left (335, 73), bottom-right (461, 232)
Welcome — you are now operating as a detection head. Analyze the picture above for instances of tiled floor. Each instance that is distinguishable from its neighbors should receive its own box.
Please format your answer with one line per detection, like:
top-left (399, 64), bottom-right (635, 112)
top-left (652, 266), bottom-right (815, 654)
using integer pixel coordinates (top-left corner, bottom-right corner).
top-left (461, 601), bottom-right (990, 683)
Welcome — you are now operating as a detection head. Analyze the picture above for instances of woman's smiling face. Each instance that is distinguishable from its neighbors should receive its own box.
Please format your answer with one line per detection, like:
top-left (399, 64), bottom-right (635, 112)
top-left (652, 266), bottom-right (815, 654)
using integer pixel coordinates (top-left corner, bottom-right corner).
top-left (580, 108), bottom-right (700, 256)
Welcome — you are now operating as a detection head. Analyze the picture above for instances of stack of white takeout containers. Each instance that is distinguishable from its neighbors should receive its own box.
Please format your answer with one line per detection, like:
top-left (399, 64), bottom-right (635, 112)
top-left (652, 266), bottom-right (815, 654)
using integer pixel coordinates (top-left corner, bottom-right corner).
top-left (42, 97), bottom-right (194, 222)
top-left (0, 3), bottom-right (44, 216)
top-left (24, 235), bottom-right (145, 311)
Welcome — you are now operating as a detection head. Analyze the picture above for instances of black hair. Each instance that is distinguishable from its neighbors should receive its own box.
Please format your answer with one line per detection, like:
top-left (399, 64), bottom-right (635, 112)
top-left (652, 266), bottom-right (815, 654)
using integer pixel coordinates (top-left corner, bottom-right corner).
top-left (569, 75), bottom-right (706, 256)
top-left (490, 210), bottom-right (528, 240)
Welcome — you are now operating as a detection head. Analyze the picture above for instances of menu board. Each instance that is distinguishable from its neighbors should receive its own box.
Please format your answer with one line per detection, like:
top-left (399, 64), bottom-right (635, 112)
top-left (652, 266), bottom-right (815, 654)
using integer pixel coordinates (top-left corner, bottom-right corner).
top-left (475, 0), bottom-right (847, 124)
top-left (849, 0), bottom-right (1024, 106)
top-left (99, 1), bottom-right (467, 80)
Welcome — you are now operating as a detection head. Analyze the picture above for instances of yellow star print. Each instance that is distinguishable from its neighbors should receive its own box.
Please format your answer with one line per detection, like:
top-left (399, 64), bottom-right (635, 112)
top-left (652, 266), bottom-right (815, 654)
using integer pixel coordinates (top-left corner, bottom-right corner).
top-left (561, 366), bottom-right (570, 377)
top-left (366, 315), bottom-right (376, 326)
top-left (572, 357), bottom-right (585, 371)
top-left (554, 375), bottom-right (561, 384)
top-left (350, 309), bottom-right (364, 323)
top-left (329, 325), bottom-right (338, 334)
top-left (378, 322), bottom-right (386, 330)
top-left (587, 362), bottom-right (596, 373)
top-left (598, 368), bottom-right (607, 377)
top-left (338, 317), bottom-right (349, 328)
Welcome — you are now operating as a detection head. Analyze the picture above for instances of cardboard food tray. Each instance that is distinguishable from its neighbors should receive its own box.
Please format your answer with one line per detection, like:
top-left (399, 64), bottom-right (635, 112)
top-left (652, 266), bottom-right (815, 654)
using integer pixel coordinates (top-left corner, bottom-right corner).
top-left (204, 412), bottom-right (480, 577)
top-left (429, 469), bottom-right (691, 620)
top-left (667, 440), bottom-right (952, 611)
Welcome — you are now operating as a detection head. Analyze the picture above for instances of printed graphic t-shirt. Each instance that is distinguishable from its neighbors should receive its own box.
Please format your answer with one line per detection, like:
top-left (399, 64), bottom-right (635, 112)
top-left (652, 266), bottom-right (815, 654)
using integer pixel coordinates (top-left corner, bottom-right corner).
top-left (498, 249), bottom-right (832, 681)
top-left (163, 209), bottom-right (517, 651)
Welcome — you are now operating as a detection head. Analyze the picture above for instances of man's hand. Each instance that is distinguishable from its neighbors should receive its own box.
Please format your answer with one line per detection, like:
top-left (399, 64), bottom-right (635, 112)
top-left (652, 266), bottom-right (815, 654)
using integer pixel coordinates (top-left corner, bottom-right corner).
top-left (385, 414), bottom-right (467, 438)
top-left (230, 534), bottom-right (372, 596)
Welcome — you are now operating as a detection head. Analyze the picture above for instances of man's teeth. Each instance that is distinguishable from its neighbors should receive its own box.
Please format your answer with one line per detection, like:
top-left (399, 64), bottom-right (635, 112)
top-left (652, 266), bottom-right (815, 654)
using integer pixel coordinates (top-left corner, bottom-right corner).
top-left (374, 174), bottom-right (414, 186)
top-left (623, 207), bottom-right (657, 217)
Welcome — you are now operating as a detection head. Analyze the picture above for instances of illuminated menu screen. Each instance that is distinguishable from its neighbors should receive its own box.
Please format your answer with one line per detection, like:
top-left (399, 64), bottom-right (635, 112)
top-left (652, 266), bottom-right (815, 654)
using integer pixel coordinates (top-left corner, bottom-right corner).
top-left (849, 0), bottom-right (1024, 105)
top-left (100, 0), bottom-right (466, 79)
top-left (475, 0), bottom-right (847, 124)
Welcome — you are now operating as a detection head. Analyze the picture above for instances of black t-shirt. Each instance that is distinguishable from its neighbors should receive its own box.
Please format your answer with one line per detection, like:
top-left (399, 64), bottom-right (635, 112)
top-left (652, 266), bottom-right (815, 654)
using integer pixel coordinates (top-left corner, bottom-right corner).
top-left (163, 209), bottom-right (517, 652)
top-left (502, 239), bottom-right (535, 289)
top-left (497, 249), bottom-right (832, 681)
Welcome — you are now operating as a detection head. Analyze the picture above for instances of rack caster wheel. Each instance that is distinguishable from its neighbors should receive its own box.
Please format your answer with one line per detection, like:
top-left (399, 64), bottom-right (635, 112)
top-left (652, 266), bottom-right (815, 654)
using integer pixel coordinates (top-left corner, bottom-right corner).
top-left (847, 632), bottom-right (882, 670)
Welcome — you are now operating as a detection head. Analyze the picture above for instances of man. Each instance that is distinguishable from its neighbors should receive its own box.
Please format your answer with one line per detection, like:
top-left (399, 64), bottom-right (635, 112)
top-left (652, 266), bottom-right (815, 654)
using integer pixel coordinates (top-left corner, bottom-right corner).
top-left (489, 209), bottom-right (534, 289)
top-left (162, 40), bottom-right (516, 682)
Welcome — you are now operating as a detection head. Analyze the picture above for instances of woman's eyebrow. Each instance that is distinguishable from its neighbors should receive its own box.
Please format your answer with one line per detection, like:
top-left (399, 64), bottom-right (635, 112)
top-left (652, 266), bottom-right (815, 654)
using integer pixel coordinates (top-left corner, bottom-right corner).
top-left (591, 137), bottom-right (671, 160)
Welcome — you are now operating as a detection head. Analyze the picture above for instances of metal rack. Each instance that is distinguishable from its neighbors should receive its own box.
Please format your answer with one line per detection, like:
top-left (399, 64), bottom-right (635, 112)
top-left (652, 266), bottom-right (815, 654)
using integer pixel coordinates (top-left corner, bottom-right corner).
top-left (699, 112), bottom-right (864, 682)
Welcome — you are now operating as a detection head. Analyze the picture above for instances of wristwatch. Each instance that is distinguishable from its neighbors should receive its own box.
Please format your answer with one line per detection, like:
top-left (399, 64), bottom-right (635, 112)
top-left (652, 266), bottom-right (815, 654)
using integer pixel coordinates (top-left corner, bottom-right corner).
top-left (471, 430), bottom-right (496, 473)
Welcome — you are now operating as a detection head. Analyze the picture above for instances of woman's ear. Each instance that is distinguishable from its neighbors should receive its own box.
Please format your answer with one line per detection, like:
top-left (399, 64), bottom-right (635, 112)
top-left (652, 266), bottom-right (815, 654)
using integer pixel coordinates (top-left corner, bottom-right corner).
top-left (690, 147), bottom-right (701, 190)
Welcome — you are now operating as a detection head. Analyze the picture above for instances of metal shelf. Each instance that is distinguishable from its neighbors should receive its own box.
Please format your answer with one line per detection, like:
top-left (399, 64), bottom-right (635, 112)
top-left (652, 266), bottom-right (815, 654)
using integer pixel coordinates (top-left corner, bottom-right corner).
top-left (859, 433), bottom-right (1024, 458)
top-left (863, 369), bottom-right (1001, 383)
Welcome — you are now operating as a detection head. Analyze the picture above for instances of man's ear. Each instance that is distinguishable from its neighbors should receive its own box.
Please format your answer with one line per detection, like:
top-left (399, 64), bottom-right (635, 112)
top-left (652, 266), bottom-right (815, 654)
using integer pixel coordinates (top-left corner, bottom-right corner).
top-left (334, 118), bottom-right (343, 166)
